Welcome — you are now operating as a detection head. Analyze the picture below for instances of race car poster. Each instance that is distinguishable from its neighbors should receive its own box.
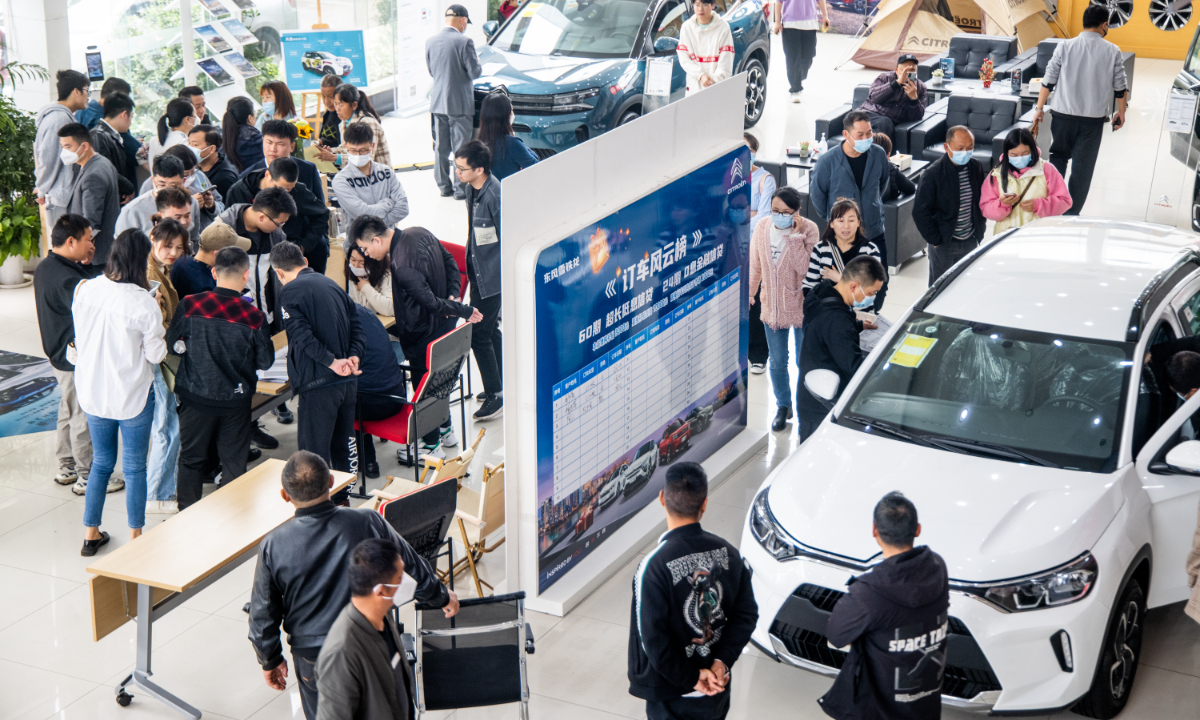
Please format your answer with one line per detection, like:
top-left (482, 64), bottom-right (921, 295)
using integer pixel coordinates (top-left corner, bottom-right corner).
top-left (0, 352), bottom-right (61, 438)
top-left (281, 30), bottom-right (367, 91)
top-left (535, 146), bottom-right (750, 592)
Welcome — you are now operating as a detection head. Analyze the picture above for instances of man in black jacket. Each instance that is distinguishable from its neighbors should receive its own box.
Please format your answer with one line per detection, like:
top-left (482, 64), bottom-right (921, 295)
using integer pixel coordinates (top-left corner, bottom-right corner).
top-left (189, 125), bottom-right (240, 199)
top-left (913, 125), bottom-right (987, 285)
top-left (250, 450), bottom-right (458, 720)
top-left (89, 92), bottom-right (138, 189)
top-left (819, 492), bottom-right (949, 720)
top-left (271, 241), bottom-right (364, 479)
top-left (858, 54), bottom-right (927, 145)
top-left (166, 247), bottom-right (275, 509)
top-left (798, 256), bottom-right (886, 441)
top-left (227, 157), bottom-right (329, 271)
top-left (628, 462), bottom-right (758, 720)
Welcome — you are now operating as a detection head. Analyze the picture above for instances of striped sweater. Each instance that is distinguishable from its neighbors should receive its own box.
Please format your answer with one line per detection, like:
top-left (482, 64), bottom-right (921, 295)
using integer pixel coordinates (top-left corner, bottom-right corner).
top-left (803, 238), bottom-right (884, 292)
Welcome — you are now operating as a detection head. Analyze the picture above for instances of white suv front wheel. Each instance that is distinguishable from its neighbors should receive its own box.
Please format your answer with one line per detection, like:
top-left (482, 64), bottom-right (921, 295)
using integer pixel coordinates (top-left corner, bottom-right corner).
top-left (1074, 579), bottom-right (1144, 719)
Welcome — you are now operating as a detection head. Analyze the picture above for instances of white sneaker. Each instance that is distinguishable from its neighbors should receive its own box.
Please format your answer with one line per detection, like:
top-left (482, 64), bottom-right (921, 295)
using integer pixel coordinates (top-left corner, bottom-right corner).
top-left (54, 468), bottom-right (78, 485)
top-left (72, 477), bottom-right (125, 496)
top-left (145, 500), bottom-right (179, 514)
top-left (396, 442), bottom-right (446, 465)
top-left (440, 426), bottom-right (459, 448)
top-left (790, 92), bottom-right (802, 103)
top-left (750, 363), bottom-right (767, 375)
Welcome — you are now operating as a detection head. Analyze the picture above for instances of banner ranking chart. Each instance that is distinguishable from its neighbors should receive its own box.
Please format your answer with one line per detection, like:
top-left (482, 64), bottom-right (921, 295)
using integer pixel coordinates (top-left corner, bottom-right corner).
top-left (550, 269), bottom-right (741, 504)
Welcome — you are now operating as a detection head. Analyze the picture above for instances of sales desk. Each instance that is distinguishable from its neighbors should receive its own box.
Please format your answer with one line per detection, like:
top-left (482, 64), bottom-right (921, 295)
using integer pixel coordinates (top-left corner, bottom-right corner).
top-left (86, 459), bottom-right (355, 717)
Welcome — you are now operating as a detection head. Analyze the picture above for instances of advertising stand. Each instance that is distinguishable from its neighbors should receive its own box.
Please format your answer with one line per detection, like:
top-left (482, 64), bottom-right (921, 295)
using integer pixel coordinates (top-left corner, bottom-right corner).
top-left (501, 76), bottom-right (768, 616)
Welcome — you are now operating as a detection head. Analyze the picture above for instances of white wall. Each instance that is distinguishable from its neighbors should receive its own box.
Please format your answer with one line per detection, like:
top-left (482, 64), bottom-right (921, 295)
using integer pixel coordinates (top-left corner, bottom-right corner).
top-left (9, 0), bottom-right (71, 113)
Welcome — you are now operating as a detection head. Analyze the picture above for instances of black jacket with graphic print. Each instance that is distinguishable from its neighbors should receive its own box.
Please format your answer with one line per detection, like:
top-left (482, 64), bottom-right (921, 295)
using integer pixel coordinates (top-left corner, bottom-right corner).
top-left (628, 523), bottom-right (759, 701)
top-left (819, 545), bottom-right (950, 720)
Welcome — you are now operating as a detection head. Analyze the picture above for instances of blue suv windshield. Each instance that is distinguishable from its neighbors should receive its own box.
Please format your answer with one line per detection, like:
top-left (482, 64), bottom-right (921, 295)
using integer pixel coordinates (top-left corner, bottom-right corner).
top-left (492, 0), bottom-right (652, 58)
top-left (837, 313), bottom-right (1131, 472)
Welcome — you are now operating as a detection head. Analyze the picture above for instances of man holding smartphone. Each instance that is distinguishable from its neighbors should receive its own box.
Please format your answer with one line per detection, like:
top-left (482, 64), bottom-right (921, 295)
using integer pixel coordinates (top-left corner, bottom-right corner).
top-left (1033, 3), bottom-right (1127, 216)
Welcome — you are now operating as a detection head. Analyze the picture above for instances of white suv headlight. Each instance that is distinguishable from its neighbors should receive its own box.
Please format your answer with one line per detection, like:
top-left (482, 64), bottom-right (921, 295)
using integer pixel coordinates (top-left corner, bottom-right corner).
top-left (950, 553), bottom-right (1098, 613)
top-left (749, 489), bottom-right (797, 560)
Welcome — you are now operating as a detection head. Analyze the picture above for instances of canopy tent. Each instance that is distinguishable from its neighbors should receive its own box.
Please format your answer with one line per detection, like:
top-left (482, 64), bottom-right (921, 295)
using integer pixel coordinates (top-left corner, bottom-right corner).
top-left (974, 0), bottom-right (1057, 49)
top-left (850, 0), bottom-right (962, 69)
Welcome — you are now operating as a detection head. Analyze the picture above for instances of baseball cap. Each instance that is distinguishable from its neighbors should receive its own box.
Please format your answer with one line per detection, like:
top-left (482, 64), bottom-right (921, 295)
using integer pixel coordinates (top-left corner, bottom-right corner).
top-left (199, 220), bottom-right (251, 253)
top-left (897, 54), bottom-right (919, 66)
top-left (446, 4), bottom-right (471, 22)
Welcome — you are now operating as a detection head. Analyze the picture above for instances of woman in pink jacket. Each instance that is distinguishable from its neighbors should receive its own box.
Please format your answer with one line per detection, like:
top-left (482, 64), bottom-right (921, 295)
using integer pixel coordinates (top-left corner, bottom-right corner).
top-left (980, 128), bottom-right (1072, 234)
top-left (749, 187), bottom-right (821, 432)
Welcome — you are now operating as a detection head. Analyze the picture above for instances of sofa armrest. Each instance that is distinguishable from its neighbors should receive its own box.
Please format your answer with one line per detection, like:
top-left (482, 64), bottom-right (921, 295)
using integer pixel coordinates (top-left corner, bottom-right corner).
top-left (909, 114), bottom-right (948, 156)
top-left (894, 97), bottom-right (948, 155)
top-left (815, 103), bottom-right (853, 145)
top-left (994, 52), bottom-right (1037, 81)
top-left (918, 54), bottom-right (947, 82)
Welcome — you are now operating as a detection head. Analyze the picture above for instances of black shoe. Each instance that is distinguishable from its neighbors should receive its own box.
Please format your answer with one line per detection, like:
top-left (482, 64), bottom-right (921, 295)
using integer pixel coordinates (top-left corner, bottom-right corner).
top-left (474, 394), bottom-right (503, 421)
top-left (440, 188), bottom-right (454, 197)
top-left (771, 407), bottom-right (793, 432)
top-left (252, 423), bottom-right (279, 449)
top-left (364, 461), bottom-right (380, 479)
top-left (273, 403), bottom-right (294, 424)
top-left (476, 391), bottom-right (492, 404)
top-left (81, 531), bottom-right (110, 557)
top-left (248, 447), bottom-right (262, 462)
top-left (453, 192), bottom-right (466, 201)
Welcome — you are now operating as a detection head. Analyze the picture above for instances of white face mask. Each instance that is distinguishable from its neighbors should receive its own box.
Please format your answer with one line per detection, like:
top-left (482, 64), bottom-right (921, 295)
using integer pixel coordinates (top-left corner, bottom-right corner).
top-left (349, 265), bottom-right (368, 278)
top-left (376, 573), bottom-right (418, 607)
top-left (60, 147), bottom-right (80, 165)
top-left (346, 152), bottom-right (371, 167)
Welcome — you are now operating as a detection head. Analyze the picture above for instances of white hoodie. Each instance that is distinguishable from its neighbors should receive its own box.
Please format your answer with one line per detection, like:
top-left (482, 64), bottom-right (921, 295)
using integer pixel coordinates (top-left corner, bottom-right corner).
top-left (677, 14), bottom-right (735, 95)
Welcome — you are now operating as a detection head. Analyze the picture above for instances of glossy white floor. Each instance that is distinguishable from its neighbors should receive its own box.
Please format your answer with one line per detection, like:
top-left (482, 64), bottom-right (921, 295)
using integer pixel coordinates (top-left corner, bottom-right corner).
top-left (2, 31), bottom-right (1200, 720)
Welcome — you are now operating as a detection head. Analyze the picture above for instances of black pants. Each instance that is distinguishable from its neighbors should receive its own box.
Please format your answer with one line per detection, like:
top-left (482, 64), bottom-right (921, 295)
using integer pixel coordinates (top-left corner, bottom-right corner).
top-left (297, 380), bottom-right (359, 475)
top-left (869, 233), bottom-right (888, 314)
top-left (293, 645), bottom-right (321, 720)
top-left (780, 29), bottom-right (817, 93)
top-left (798, 406), bottom-right (827, 442)
top-left (177, 403), bottom-right (251, 510)
top-left (749, 285), bottom-right (768, 365)
top-left (401, 317), bottom-right (457, 444)
top-left (646, 687), bottom-right (731, 720)
top-left (1048, 112), bottom-right (1105, 216)
top-left (357, 391), bottom-right (406, 465)
top-left (927, 238), bottom-right (979, 285)
top-left (469, 268), bottom-right (503, 395)
top-left (867, 113), bottom-right (897, 148)
top-left (304, 241), bottom-right (329, 276)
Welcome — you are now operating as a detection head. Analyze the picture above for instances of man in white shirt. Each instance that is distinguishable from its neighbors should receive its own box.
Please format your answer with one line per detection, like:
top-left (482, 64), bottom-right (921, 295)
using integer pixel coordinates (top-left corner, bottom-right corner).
top-left (677, 0), bottom-right (735, 95)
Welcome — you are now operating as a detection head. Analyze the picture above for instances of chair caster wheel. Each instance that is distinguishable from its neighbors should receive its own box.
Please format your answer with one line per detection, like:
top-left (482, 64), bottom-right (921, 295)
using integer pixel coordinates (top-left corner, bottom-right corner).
top-left (116, 691), bottom-right (133, 707)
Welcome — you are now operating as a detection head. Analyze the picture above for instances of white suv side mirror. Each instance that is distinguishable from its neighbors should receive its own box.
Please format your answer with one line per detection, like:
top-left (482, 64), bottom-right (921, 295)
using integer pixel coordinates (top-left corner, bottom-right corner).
top-left (1165, 441), bottom-right (1200, 476)
top-left (805, 369), bottom-right (840, 405)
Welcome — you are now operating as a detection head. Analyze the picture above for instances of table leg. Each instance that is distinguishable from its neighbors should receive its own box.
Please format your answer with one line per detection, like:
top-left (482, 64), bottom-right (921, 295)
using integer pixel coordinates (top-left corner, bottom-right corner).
top-left (115, 584), bottom-right (201, 718)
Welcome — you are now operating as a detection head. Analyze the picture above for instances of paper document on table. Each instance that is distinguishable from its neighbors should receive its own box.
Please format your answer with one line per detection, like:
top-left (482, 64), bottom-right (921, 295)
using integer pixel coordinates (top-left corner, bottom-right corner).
top-left (1166, 91), bottom-right (1198, 134)
top-left (258, 348), bottom-right (289, 383)
top-left (859, 314), bottom-right (892, 353)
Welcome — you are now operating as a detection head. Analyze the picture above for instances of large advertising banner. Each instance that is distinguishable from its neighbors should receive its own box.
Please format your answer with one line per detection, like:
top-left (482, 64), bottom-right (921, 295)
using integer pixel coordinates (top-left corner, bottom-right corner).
top-left (281, 30), bottom-right (367, 91)
top-left (535, 148), bottom-right (751, 592)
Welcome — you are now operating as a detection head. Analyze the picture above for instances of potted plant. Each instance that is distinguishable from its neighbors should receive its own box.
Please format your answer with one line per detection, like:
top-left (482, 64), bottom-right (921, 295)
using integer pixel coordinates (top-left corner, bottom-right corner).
top-left (0, 93), bottom-right (42, 287)
top-left (798, 140), bottom-right (811, 158)
top-left (931, 67), bottom-right (944, 88)
top-left (979, 58), bottom-right (995, 90)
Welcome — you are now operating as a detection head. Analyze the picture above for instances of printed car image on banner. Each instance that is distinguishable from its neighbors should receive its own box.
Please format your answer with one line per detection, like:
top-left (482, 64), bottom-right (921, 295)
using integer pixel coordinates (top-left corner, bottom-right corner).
top-left (535, 147), bottom-right (751, 592)
top-left (281, 30), bottom-right (366, 91)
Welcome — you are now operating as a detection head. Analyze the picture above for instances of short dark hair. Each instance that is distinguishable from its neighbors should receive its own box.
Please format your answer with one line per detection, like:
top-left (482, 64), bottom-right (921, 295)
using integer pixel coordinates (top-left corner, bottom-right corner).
top-left (106, 228), bottom-right (151, 289)
top-left (454, 140), bottom-right (492, 174)
top-left (252, 186), bottom-right (298, 218)
top-left (117, 175), bottom-right (136, 199)
top-left (843, 255), bottom-right (887, 287)
top-left (874, 491), bottom-right (918, 547)
top-left (214, 246), bottom-right (250, 278)
top-left (1082, 4), bottom-right (1109, 28)
top-left (51, 214), bottom-right (91, 248)
top-left (102, 92), bottom-right (135, 119)
top-left (150, 217), bottom-right (191, 255)
top-left (153, 154), bottom-right (186, 180)
top-left (694, 0), bottom-right (715, 5)
top-left (269, 240), bottom-right (307, 272)
top-left (261, 118), bottom-right (298, 142)
top-left (772, 186), bottom-right (802, 213)
top-left (1168, 351), bottom-right (1200, 395)
top-left (155, 186), bottom-right (191, 212)
top-left (178, 85), bottom-right (204, 100)
top-left (664, 461), bottom-right (707, 518)
top-left (190, 124), bottom-right (222, 150)
top-left (56, 70), bottom-right (89, 101)
top-left (281, 450), bottom-right (330, 502)
top-left (162, 143), bottom-right (198, 171)
top-left (268, 157), bottom-right (299, 184)
top-left (843, 110), bottom-right (871, 132)
top-left (349, 215), bottom-right (391, 246)
top-left (57, 123), bottom-right (91, 147)
top-left (742, 131), bottom-right (760, 153)
top-left (343, 122), bottom-right (375, 146)
top-left (872, 132), bottom-right (892, 156)
top-left (100, 77), bottom-right (131, 100)
top-left (348, 538), bottom-right (402, 597)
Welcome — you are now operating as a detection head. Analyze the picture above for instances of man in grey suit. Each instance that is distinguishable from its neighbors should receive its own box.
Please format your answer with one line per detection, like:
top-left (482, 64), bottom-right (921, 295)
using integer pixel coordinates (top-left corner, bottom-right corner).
top-left (426, 4), bottom-right (482, 200)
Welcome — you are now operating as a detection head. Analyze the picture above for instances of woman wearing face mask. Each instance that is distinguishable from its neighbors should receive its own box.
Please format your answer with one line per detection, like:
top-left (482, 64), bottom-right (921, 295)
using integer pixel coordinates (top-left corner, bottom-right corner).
top-left (148, 98), bottom-right (197, 168)
top-left (980, 127), bottom-right (1071, 233)
top-left (315, 84), bottom-right (391, 167)
top-left (744, 132), bottom-right (775, 222)
top-left (346, 245), bottom-right (394, 317)
top-left (803, 198), bottom-right (883, 296)
top-left (255, 81), bottom-right (298, 131)
top-left (477, 93), bottom-right (539, 181)
top-left (749, 187), bottom-right (820, 432)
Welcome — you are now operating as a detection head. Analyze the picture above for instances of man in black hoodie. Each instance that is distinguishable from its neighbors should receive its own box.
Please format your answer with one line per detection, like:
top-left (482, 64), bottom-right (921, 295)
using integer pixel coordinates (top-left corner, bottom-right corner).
top-left (270, 241), bottom-right (364, 483)
top-left (819, 492), bottom-right (950, 720)
top-left (227, 157), bottom-right (330, 274)
top-left (798, 256), bottom-right (886, 441)
top-left (628, 462), bottom-right (758, 720)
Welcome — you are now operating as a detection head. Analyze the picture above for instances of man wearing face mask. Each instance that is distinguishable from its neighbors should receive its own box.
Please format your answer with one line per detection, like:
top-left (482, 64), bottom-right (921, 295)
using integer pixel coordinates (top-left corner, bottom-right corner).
top-left (912, 125), bottom-right (987, 285)
top-left (250, 451), bottom-right (457, 720)
top-left (58, 123), bottom-right (120, 267)
top-left (189, 125), bottom-right (240, 199)
top-left (797, 255), bottom-right (886, 441)
top-left (332, 122), bottom-right (410, 253)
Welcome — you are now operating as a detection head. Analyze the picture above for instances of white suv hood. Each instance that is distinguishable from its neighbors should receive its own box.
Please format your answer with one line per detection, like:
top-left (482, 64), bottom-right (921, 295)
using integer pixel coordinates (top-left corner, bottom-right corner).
top-left (767, 422), bottom-right (1125, 582)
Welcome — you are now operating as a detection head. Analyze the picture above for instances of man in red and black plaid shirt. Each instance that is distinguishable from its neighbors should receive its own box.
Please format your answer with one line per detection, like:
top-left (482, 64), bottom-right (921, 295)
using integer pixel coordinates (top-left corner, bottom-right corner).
top-left (166, 247), bottom-right (276, 509)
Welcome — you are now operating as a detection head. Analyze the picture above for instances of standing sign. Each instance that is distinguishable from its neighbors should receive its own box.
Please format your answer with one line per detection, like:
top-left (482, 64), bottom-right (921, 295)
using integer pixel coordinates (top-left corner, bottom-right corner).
top-left (281, 30), bottom-right (368, 91)
top-left (534, 148), bottom-right (751, 592)
top-left (395, 0), bottom-right (442, 115)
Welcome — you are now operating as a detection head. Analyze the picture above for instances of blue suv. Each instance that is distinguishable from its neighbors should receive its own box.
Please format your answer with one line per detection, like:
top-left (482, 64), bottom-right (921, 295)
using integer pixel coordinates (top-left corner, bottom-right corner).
top-left (476, 0), bottom-right (770, 157)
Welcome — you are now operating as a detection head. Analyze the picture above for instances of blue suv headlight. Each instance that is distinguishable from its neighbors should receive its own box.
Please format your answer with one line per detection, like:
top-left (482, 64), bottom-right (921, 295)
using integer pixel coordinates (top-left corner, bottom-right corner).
top-left (950, 553), bottom-right (1098, 613)
top-left (750, 489), bottom-right (797, 560)
top-left (551, 88), bottom-right (601, 112)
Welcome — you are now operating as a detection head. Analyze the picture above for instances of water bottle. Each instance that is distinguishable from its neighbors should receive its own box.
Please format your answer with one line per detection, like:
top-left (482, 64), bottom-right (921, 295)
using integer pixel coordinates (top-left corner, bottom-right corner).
top-left (816, 133), bottom-right (828, 159)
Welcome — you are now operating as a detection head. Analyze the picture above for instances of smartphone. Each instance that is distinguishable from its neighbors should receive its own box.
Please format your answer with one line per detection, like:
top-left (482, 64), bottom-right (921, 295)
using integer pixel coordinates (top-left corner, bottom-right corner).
top-left (148, 280), bottom-right (161, 296)
top-left (85, 47), bottom-right (104, 82)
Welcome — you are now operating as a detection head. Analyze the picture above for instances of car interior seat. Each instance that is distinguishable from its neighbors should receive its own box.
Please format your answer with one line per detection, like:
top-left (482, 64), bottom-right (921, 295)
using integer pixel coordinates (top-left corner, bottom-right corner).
top-left (934, 328), bottom-right (1033, 412)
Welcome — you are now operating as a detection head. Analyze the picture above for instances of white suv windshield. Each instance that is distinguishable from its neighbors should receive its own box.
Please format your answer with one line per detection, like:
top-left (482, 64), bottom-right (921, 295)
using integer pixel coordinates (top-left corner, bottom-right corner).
top-left (492, 0), bottom-right (651, 58)
top-left (839, 313), bottom-right (1131, 472)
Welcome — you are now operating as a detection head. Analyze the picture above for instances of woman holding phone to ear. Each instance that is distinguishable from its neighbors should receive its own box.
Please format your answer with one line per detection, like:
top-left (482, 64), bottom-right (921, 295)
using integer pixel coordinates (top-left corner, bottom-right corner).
top-left (980, 127), bottom-right (1072, 234)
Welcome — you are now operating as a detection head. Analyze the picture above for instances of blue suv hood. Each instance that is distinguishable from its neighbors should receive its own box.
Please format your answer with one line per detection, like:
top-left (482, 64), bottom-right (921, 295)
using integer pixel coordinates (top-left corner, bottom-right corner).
top-left (476, 45), bottom-right (635, 95)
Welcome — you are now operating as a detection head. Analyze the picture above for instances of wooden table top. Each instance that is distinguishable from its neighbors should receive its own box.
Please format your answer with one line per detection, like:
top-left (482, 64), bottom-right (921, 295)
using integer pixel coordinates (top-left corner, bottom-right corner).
top-left (86, 459), bottom-right (355, 593)
top-left (254, 314), bottom-right (394, 396)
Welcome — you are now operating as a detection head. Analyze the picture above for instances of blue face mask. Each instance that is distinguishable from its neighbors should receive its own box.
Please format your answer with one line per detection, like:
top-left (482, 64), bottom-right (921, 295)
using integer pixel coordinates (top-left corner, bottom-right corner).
top-left (949, 149), bottom-right (972, 165)
top-left (749, 152), bottom-right (756, 167)
top-left (729, 207), bottom-right (749, 224)
top-left (261, 100), bottom-right (276, 117)
top-left (1008, 153), bottom-right (1032, 169)
top-left (771, 212), bottom-right (793, 229)
top-left (852, 137), bottom-right (874, 154)
top-left (851, 285), bottom-right (875, 310)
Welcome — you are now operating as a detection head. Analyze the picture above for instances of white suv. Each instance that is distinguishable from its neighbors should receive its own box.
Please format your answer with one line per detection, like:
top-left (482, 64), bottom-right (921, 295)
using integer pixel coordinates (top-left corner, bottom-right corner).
top-left (741, 217), bottom-right (1200, 718)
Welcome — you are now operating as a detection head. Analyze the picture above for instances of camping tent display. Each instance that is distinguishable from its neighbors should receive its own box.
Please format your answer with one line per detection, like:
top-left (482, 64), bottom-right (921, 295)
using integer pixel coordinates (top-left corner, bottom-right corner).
top-left (974, 0), bottom-right (1056, 48)
top-left (946, 0), bottom-right (983, 31)
top-left (851, 0), bottom-right (962, 69)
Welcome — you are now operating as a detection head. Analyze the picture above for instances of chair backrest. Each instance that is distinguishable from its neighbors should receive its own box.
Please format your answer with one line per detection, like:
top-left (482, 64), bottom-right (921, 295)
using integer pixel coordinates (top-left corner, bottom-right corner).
top-left (478, 462), bottom-right (505, 532)
top-left (755, 160), bottom-right (786, 192)
top-left (1035, 38), bottom-right (1065, 78)
top-left (441, 240), bottom-right (469, 299)
top-left (944, 95), bottom-right (1020, 144)
top-left (851, 83), bottom-right (870, 107)
top-left (947, 34), bottom-right (1018, 78)
top-left (380, 477), bottom-right (458, 565)
top-left (416, 592), bottom-right (526, 711)
top-left (410, 322), bottom-right (472, 441)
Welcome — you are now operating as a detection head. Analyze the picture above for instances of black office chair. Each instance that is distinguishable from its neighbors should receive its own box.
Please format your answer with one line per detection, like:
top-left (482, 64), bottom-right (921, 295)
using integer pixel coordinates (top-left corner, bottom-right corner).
top-left (815, 84), bottom-right (950, 155)
top-left (910, 94), bottom-right (1028, 166)
top-left (917, 34), bottom-right (1032, 82)
top-left (379, 477), bottom-right (459, 587)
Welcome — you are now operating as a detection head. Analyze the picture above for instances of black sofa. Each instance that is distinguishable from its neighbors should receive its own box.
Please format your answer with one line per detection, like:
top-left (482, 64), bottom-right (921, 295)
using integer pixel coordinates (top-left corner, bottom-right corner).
top-left (814, 85), bottom-right (949, 155)
top-left (909, 94), bottom-right (1032, 166)
top-left (917, 34), bottom-right (1034, 82)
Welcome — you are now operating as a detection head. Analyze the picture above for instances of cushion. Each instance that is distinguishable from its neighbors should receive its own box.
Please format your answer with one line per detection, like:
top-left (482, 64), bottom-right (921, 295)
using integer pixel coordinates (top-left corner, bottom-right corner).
top-left (944, 95), bottom-right (1019, 144)
top-left (852, 84), bottom-right (870, 107)
top-left (947, 35), bottom-right (1017, 78)
top-left (357, 406), bottom-right (414, 443)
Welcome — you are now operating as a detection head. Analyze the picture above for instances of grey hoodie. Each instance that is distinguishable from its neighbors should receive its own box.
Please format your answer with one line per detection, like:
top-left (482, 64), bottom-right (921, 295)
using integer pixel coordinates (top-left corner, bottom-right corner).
top-left (332, 161), bottom-right (408, 253)
top-left (114, 191), bottom-right (203, 249)
top-left (34, 103), bottom-right (78, 207)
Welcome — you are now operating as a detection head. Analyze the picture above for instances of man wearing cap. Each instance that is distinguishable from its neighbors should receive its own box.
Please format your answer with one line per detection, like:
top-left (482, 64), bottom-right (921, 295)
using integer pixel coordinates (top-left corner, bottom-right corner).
top-left (173, 219), bottom-right (251, 298)
top-left (858, 54), bottom-right (927, 146)
top-left (426, 4), bottom-right (482, 200)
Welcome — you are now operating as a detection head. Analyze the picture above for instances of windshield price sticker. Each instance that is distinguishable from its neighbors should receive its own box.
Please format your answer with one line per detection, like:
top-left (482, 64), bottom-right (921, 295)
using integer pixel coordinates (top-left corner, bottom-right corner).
top-left (889, 334), bottom-right (938, 368)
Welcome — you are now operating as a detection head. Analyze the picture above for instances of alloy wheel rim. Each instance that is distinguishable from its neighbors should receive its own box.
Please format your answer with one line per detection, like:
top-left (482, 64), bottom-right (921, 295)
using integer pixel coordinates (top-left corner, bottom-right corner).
top-left (1108, 599), bottom-right (1139, 700)
top-left (746, 65), bottom-right (765, 119)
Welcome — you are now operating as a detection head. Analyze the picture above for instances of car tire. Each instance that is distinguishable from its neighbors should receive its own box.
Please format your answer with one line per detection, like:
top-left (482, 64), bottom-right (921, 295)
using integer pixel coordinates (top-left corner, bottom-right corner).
top-left (322, 67), bottom-right (336, 75)
top-left (742, 57), bottom-right (767, 128)
top-left (617, 109), bottom-right (640, 126)
top-left (255, 28), bottom-right (282, 60)
top-left (1074, 578), bottom-right (1145, 719)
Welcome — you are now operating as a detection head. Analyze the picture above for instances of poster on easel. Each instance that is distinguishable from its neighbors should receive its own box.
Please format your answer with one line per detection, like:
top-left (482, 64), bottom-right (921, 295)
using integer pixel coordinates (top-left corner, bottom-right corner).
top-left (281, 30), bottom-right (367, 91)
top-left (394, 0), bottom-right (442, 115)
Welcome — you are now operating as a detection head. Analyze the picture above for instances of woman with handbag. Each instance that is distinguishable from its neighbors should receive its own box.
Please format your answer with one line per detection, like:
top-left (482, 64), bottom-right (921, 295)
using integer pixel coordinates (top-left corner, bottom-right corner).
top-left (73, 229), bottom-right (167, 556)
top-left (980, 127), bottom-right (1072, 234)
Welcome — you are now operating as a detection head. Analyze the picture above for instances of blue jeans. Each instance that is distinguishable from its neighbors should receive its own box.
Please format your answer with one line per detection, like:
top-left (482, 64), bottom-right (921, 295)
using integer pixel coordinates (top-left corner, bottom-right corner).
top-left (146, 365), bottom-right (180, 502)
top-left (83, 391), bottom-right (154, 529)
top-left (763, 324), bottom-right (804, 409)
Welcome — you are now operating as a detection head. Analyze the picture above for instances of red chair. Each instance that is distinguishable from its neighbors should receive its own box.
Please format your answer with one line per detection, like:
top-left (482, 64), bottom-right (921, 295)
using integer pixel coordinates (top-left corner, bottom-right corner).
top-left (440, 239), bottom-right (474, 398)
top-left (355, 322), bottom-right (473, 485)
